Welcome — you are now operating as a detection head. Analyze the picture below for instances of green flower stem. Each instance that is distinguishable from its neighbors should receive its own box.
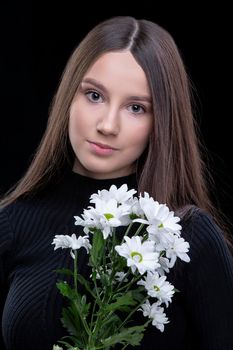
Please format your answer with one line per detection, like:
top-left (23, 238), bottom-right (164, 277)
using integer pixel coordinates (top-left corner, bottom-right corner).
top-left (93, 273), bottom-right (102, 304)
top-left (116, 296), bottom-right (148, 332)
top-left (73, 300), bottom-right (91, 337)
top-left (89, 312), bottom-right (102, 347)
top-left (134, 223), bottom-right (145, 237)
top-left (102, 239), bottom-right (107, 274)
top-left (90, 298), bottom-right (98, 331)
top-left (117, 274), bottom-right (141, 293)
top-left (98, 281), bottom-right (119, 326)
top-left (93, 295), bottom-right (107, 327)
top-left (99, 273), bottom-right (140, 328)
top-left (111, 229), bottom-right (116, 260)
top-left (74, 250), bottom-right (78, 294)
top-left (109, 230), bottom-right (117, 282)
top-left (123, 222), bottom-right (133, 238)
top-left (89, 281), bottom-right (114, 347)
top-left (87, 271), bottom-right (108, 346)
top-left (73, 253), bottom-right (91, 338)
top-left (116, 270), bottom-right (131, 290)
top-left (112, 228), bottom-right (116, 245)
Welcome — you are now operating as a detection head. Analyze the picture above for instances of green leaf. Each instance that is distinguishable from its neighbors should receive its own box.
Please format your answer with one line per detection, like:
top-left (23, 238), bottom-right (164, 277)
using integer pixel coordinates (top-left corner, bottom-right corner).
top-left (102, 313), bottom-right (122, 330)
top-left (98, 314), bottom-right (122, 339)
top-left (104, 291), bottom-right (140, 312)
top-left (81, 295), bottom-right (86, 305)
top-left (130, 287), bottom-right (146, 302)
top-left (59, 337), bottom-right (83, 349)
top-left (61, 304), bottom-right (88, 345)
top-left (101, 324), bottom-right (147, 347)
top-left (100, 273), bottom-right (111, 288)
top-left (56, 282), bottom-right (78, 300)
top-left (61, 308), bottom-right (82, 338)
top-left (55, 268), bottom-right (74, 277)
top-left (79, 297), bottom-right (91, 319)
top-left (114, 256), bottom-right (127, 271)
top-left (129, 213), bottom-right (140, 220)
top-left (90, 229), bottom-right (105, 267)
top-left (76, 274), bottom-right (96, 299)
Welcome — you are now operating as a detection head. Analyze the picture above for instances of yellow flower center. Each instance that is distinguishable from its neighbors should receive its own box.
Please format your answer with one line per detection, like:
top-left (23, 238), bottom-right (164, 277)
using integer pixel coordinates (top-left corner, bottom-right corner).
top-left (104, 213), bottom-right (114, 220)
top-left (131, 251), bottom-right (143, 262)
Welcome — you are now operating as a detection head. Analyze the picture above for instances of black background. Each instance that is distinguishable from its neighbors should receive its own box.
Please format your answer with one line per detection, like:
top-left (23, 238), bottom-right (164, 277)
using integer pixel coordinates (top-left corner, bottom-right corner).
top-left (1, 3), bottom-right (232, 222)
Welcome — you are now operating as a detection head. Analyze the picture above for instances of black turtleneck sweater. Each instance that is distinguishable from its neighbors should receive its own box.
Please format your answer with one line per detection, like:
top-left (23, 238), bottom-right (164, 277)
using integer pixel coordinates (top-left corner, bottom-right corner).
top-left (0, 170), bottom-right (233, 350)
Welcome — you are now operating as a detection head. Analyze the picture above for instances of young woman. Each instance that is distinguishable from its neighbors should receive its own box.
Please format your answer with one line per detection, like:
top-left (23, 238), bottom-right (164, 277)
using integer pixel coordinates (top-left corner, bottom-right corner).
top-left (0, 16), bottom-right (232, 350)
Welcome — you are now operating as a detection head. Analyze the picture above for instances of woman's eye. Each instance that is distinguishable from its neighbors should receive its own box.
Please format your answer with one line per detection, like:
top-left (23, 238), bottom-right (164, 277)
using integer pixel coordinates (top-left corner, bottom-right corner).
top-left (85, 91), bottom-right (103, 103)
top-left (128, 104), bottom-right (146, 114)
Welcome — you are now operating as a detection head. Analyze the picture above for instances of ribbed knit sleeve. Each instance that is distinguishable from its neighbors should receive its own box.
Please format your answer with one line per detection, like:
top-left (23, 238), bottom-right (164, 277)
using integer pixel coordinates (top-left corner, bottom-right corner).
top-left (0, 209), bottom-right (14, 350)
top-left (183, 212), bottom-right (233, 349)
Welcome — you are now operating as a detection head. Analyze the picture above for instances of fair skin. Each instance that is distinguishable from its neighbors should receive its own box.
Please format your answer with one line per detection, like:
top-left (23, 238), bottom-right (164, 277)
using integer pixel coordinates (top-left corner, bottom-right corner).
top-left (69, 51), bottom-right (153, 179)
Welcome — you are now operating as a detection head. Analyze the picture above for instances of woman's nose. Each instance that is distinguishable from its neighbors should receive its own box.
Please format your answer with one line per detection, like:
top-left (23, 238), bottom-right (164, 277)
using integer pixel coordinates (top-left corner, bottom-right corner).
top-left (96, 107), bottom-right (120, 136)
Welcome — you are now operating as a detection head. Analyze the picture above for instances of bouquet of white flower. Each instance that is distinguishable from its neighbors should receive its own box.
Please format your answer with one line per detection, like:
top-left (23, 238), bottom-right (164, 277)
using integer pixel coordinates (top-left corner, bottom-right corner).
top-left (52, 184), bottom-right (190, 350)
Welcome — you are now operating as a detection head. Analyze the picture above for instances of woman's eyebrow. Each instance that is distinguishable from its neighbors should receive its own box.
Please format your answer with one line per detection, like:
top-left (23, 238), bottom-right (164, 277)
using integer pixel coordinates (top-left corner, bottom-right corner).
top-left (81, 77), bottom-right (152, 104)
top-left (82, 78), bottom-right (108, 93)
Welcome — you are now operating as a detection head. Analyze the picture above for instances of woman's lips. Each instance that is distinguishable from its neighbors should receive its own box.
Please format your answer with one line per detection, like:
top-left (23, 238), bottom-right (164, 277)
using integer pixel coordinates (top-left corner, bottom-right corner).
top-left (88, 141), bottom-right (117, 156)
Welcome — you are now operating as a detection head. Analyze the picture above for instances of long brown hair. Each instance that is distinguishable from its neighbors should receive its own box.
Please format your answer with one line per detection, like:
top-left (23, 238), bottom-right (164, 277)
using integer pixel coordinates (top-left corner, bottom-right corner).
top-left (0, 16), bottom-right (223, 223)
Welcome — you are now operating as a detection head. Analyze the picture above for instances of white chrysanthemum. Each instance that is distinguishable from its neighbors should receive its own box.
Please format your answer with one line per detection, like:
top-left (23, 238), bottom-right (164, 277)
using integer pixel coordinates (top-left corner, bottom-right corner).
top-left (134, 192), bottom-right (181, 234)
top-left (149, 229), bottom-right (190, 268)
top-left (74, 207), bottom-right (102, 234)
top-left (97, 198), bottom-right (131, 238)
top-left (52, 234), bottom-right (91, 259)
top-left (53, 346), bottom-right (63, 350)
top-left (69, 234), bottom-right (91, 252)
top-left (95, 198), bottom-right (130, 223)
top-left (74, 198), bottom-right (131, 239)
top-left (52, 234), bottom-right (71, 250)
top-left (166, 236), bottom-right (190, 267)
top-left (90, 184), bottom-right (136, 205)
top-left (157, 256), bottom-right (170, 275)
top-left (138, 272), bottom-right (174, 307)
top-left (138, 299), bottom-right (151, 317)
top-left (115, 236), bottom-right (160, 275)
top-left (139, 300), bottom-right (169, 332)
top-left (148, 228), bottom-right (176, 250)
top-left (150, 303), bottom-right (169, 332)
top-left (127, 197), bottom-right (144, 219)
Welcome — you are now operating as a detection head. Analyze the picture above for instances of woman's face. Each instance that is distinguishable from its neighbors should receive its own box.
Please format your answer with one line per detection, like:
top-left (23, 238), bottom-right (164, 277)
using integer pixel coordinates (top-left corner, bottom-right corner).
top-left (69, 51), bottom-right (153, 179)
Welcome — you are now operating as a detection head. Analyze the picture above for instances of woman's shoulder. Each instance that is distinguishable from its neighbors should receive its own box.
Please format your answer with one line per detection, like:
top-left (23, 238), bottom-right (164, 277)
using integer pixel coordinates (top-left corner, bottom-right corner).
top-left (0, 197), bottom-right (34, 219)
top-left (0, 200), bottom-right (19, 227)
top-left (0, 202), bottom-right (18, 253)
top-left (181, 208), bottom-right (232, 264)
top-left (0, 197), bottom-right (42, 239)
top-left (181, 208), bottom-right (225, 241)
